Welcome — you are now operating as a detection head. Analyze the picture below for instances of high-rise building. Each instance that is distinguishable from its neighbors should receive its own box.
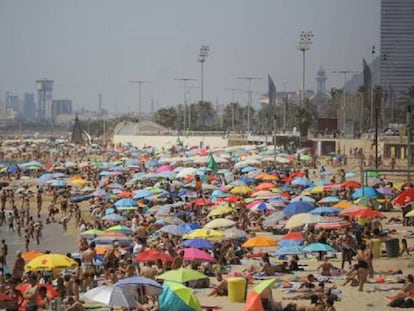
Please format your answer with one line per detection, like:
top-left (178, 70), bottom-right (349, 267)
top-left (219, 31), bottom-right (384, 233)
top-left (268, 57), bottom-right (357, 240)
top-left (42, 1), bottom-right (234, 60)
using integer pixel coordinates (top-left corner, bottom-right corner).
top-left (380, 0), bottom-right (414, 99)
top-left (23, 93), bottom-right (36, 119)
top-left (36, 79), bottom-right (53, 119)
top-left (50, 99), bottom-right (72, 120)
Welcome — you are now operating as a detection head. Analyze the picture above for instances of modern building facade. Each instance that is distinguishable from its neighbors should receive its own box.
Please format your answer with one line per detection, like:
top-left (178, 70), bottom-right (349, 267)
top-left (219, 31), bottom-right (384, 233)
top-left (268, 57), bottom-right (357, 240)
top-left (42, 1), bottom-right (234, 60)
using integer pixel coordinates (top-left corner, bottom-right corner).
top-left (380, 0), bottom-right (414, 99)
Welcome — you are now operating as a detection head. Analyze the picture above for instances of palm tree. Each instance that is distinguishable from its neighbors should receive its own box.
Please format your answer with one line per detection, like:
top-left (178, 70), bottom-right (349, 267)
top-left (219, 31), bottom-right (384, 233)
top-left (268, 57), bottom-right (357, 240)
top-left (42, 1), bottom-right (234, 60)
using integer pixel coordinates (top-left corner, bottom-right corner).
top-left (295, 104), bottom-right (314, 138)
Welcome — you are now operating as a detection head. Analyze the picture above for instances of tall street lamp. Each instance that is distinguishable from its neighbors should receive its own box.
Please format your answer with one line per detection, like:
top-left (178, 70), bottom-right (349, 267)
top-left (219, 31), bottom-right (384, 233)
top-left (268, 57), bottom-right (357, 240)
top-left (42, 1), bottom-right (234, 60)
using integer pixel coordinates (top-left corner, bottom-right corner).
top-left (332, 70), bottom-right (359, 134)
top-left (175, 78), bottom-right (197, 130)
top-left (225, 88), bottom-right (242, 131)
top-left (198, 45), bottom-right (209, 104)
top-left (237, 77), bottom-right (262, 133)
top-left (129, 80), bottom-right (151, 118)
top-left (297, 31), bottom-right (313, 105)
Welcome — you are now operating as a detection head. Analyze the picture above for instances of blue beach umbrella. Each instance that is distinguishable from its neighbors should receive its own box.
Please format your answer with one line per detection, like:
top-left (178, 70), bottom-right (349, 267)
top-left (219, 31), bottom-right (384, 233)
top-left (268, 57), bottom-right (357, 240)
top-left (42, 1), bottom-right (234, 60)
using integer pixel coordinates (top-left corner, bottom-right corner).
top-left (303, 243), bottom-right (336, 253)
top-left (160, 225), bottom-right (190, 236)
top-left (182, 239), bottom-right (214, 250)
top-left (114, 198), bottom-right (137, 208)
top-left (351, 187), bottom-right (384, 199)
top-left (274, 245), bottom-right (305, 256)
top-left (50, 180), bottom-right (67, 187)
top-left (38, 173), bottom-right (53, 184)
top-left (283, 201), bottom-right (315, 216)
top-left (134, 189), bottom-right (153, 199)
top-left (310, 206), bottom-right (340, 215)
top-left (318, 196), bottom-right (340, 204)
top-left (291, 177), bottom-right (312, 187)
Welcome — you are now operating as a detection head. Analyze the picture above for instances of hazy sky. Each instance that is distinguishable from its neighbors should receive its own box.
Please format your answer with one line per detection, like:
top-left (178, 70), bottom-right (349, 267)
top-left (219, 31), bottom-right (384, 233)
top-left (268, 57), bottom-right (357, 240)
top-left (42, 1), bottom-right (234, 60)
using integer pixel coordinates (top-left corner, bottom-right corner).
top-left (0, 0), bottom-right (380, 114)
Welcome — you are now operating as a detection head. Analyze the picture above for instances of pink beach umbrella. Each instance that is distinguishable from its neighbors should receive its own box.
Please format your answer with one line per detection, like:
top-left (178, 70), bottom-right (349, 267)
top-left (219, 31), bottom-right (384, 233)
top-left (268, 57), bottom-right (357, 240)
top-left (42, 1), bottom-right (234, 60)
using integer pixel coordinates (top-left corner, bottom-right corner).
top-left (157, 165), bottom-right (173, 173)
top-left (183, 248), bottom-right (216, 262)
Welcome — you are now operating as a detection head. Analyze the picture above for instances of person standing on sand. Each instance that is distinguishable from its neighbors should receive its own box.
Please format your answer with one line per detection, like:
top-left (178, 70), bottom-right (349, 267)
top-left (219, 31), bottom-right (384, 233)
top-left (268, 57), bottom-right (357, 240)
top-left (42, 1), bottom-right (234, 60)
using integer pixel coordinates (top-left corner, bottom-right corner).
top-left (36, 186), bottom-right (42, 217)
top-left (356, 244), bottom-right (369, 292)
top-left (80, 242), bottom-right (96, 292)
top-left (23, 275), bottom-right (39, 311)
top-left (12, 251), bottom-right (25, 281)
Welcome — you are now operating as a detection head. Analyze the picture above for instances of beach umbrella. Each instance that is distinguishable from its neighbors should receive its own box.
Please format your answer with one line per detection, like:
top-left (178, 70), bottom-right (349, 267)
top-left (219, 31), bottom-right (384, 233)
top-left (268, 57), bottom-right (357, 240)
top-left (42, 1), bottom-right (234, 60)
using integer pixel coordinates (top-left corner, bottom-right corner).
top-left (333, 201), bottom-right (353, 209)
top-left (204, 218), bottom-right (235, 229)
top-left (102, 214), bottom-right (125, 222)
top-left (25, 253), bottom-right (78, 271)
top-left (393, 187), bottom-right (414, 206)
top-left (315, 219), bottom-right (350, 230)
top-left (283, 201), bottom-right (315, 216)
top-left (50, 180), bottom-right (67, 187)
top-left (254, 183), bottom-right (276, 191)
top-left (182, 239), bottom-right (214, 250)
top-left (176, 168), bottom-right (198, 178)
top-left (158, 268), bottom-right (207, 283)
top-left (245, 279), bottom-right (277, 311)
top-left (160, 224), bottom-right (190, 236)
top-left (80, 229), bottom-right (104, 238)
top-left (182, 228), bottom-right (224, 241)
top-left (291, 177), bottom-right (312, 187)
top-left (303, 243), bottom-right (336, 253)
top-left (158, 282), bottom-right (201, 311)
top-left (223, 228), bottom-right (247, 240)
top-left (157, 165), bottom-right (173, 173)
top-left (376, 187), bottom-right (394, 196)
top-left (310, 207), bottom-right (340, 215)
top-left (231, 186), bottom-right (251, 195)
top-left (291, 195), bottom-right (315, 203)
top-left (273, 245), bottom-right (305, 256)
top-left (255, 173), bottom-right (279, 181)
top-left (117, 191), bottom-right (134, 198)
top-left (105, 225), bottom-right (134, 235)
top-left (133, 189), bottom-right (153, 199)
top-left (114, 198), bottom-right (137, 208)
top-left (161, 217), bottom-right (185, 225)
top-left (318, 196), bottom-right (340, 204)
top-left (21, 250), bottom-right (44, 261)
top-left (284, 213), bottom-right (322, 229)
top-left (406, 210), bottom-right (414, 217)
top-left (94, 233), bottom-right (132, 244)
top-left (242, 237), bottom-right (278, 248)
top-left (262, 211), bottom-right (285, 228)
top-left (282, 232), bottom-right (304, 241)
top-left (183, 248), bottom-right (215, 262)
top-left (115, 276), bottom-right (163, 296)
top-left (247, 201), bottom-right (275, 212)
top-left (347, 209), bottom-right (385, 219)
top-left (37, 173), bottom-right (53, 184)
top-left (309, 186), bottom-right (325, 194)
top-left (338, 206), bottom-right (367, 216)
top-left (351, 187), bottom-right (383, 199)
top-left (83, 285), bottom-right (135, 308)
top-left (207, 206), bottom-right (233, 218)
top-left (342, 180), bottom-right (361, 188)
top-left (135, 250), bottom-right (173, 263)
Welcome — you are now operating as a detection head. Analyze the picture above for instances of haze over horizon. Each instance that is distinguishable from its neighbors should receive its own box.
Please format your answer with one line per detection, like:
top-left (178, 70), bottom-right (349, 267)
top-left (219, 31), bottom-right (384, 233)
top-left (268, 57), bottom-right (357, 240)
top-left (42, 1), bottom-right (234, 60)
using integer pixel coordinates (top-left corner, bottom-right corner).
top-left (0, 0), bottom-right (380, 114)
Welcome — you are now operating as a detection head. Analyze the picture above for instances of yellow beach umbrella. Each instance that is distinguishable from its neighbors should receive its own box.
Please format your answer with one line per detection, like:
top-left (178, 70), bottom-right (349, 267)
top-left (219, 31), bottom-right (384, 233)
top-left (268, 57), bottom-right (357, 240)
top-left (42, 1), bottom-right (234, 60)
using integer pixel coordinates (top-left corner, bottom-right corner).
top-left (333, 200), bottom-right (353, 209)
top-left (204, 218), bottom-right (236, 229)
top-left (25, 253), bottom-right (78, 271)
top-left (207, 206), bottom-right (233, 218)
top-left (284, 213), bottom-right (322, 229)
top-left (310, 186), bottom-right (325, 194)
top-left (231, 186), bottom-right (251, 195)
top-left (183, 228), bottom-right (224, 241)
top-left (242, 236), bottom-right (278, 248)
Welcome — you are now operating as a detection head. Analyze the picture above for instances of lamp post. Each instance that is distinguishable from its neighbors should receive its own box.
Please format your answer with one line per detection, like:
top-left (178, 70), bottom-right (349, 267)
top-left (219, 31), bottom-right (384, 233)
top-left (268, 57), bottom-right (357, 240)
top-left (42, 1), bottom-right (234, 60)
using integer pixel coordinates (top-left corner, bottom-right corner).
top-left (225, 88), bottom-right (242, 131)
top-left (332, 70), bottom-right (359, 134)
top-left (297, 31), bottom-right (313, 106)
top-left (237, 77), bottom-right (262, 133)
top-left (370, 45), bottom-right (376, 129)
top-left (198, 45), bottom-right (209, 105)
top-left (129, 80), bottom-right (151, 118)
top-left (175, 78), bottom-right (197, 130)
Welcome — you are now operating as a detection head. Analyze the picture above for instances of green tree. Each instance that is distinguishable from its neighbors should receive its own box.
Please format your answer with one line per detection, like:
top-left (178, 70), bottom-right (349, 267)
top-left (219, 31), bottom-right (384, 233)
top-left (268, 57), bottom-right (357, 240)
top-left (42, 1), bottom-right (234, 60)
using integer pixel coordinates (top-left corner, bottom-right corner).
top-left (222, 102), bottom-right (243, 131)
top-left (295, 104), bottom-right (314, 138)
top-left (153, 107), bottom-right (178, 129)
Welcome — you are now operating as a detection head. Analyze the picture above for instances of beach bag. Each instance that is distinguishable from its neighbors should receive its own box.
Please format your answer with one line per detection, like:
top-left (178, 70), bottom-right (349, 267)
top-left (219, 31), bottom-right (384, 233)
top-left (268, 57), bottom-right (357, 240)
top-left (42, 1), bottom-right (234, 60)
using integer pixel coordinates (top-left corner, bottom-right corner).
top-left (402, 298), bottom-right (414, 308)
top-left (388, 297), bottom-right (405, 307)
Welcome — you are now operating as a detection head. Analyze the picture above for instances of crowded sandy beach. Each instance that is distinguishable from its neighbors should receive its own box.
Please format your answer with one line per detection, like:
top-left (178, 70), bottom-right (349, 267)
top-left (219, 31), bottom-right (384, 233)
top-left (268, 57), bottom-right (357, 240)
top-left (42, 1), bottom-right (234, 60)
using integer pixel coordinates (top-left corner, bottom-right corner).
top-left (0, 137), bottom-right (413, 311)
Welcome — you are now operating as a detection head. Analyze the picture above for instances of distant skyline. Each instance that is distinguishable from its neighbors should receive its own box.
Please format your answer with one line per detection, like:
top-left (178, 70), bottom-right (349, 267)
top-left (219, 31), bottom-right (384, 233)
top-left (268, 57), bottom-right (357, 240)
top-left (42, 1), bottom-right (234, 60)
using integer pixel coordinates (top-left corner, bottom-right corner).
top-left (0, 0), bottom-right (380, 114)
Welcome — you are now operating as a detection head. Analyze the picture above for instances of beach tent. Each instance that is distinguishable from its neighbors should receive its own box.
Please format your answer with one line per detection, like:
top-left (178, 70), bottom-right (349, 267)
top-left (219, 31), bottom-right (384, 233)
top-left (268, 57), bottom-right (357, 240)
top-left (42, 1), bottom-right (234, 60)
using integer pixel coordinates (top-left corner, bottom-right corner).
top-left (158, 282), bottom-right (201, 311)
top-left (245, 279), bottom-right (278, 311)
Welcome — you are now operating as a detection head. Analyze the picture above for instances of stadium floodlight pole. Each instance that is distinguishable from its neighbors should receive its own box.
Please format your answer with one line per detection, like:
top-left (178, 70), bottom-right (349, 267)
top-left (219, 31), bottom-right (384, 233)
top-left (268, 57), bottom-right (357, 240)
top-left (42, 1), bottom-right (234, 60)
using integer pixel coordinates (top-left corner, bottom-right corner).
top-left (237, 77), bottom-right (262, 133)
top-left (175, 78), bottom-right (197, 130)
top-left (198, 45), bottom-right (210, 105)
top-left (332, 70), bottom-right (359, 134)
top-left (225, 88), bottom-right (243, 131)
top-left (129, 80), bottom-right (151, 118)
top-left (297, 31), bottom-right (313, 106)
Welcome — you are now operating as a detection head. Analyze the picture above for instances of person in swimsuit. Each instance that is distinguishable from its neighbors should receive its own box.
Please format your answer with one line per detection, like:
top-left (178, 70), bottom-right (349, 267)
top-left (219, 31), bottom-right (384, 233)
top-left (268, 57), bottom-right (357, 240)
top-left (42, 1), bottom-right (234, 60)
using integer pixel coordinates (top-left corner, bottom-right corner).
top-left (356, 244), bottom-right (369, 292)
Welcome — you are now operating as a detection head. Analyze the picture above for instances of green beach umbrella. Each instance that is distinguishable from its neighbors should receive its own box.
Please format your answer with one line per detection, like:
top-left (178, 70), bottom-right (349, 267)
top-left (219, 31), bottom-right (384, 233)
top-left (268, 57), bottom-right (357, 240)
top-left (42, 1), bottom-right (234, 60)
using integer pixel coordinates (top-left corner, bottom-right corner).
top-left (157, 268), bottom-right (207, 283)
